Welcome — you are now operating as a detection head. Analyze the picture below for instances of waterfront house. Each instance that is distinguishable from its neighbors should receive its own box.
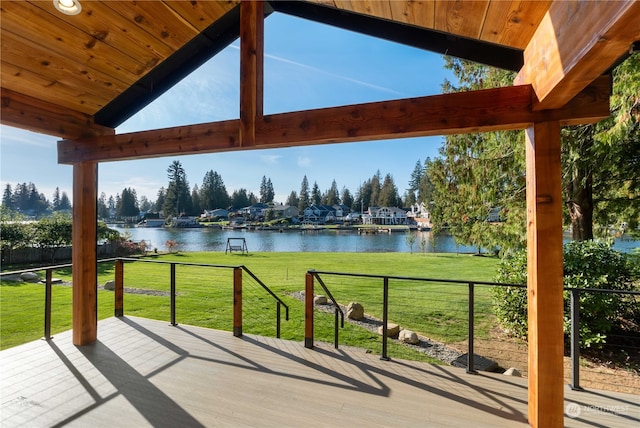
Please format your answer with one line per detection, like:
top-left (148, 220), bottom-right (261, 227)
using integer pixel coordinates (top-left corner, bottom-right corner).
top-left (302, 204), bottom-right (336, 224)
top-left (2, 2), bottom-right (634, 426)
top-left (201, 208), bottom-right (230, 221)
top-left (270, 204), bottom-right (299, 219)
top-left (364, 206), bottom-right (408, 225)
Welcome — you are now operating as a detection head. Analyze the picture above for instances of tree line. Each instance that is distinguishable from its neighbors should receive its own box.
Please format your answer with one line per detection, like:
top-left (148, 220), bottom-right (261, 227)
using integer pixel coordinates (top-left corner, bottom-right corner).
top-left (1, 183), bottom-right (71, 218)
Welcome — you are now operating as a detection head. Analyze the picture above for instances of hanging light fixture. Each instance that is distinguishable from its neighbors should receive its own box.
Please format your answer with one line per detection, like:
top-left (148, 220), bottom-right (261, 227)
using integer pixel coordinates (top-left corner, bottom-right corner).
top-left (53, 0), bottom-right (82, 16)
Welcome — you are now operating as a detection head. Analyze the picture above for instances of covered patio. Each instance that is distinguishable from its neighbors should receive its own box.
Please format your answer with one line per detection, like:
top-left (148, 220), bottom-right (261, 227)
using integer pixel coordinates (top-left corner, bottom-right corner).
top-left (2, 317), bottom-right (637, 427)
top-left (2, 1), bottom-right (639, 426)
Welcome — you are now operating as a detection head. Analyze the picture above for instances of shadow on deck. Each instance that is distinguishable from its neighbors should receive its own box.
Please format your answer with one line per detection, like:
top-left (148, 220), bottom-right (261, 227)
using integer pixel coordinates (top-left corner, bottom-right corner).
top-left (1, 316), bottom-right (637, 427)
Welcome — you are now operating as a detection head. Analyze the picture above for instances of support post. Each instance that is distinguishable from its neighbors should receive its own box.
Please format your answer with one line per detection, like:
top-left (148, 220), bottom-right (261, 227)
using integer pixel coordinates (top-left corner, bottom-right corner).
top-left (43, 269), bottom-right (52, 340)
top-left (381, 277), bottom-right (390, 361)
top-left (525, 121), bottom-right (564, 427)
top-left (304, 272), bottom-right (314, 349)
top-left (114, 259), bottom-right (124, 317)
top-left (233, 267), bottom-right (242, 337)
top-left (239, 0), bottom-right (264, 147)
top-left (72, 161), bottom-right (98, 346)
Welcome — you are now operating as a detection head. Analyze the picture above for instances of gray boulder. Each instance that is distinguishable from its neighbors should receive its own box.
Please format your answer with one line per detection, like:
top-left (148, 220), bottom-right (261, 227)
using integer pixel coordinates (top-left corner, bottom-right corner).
top-left (104, 280), bottom-right (115, 291)
top-left (20, 272), bottom-right (40, 283)
top-left (503, 367), bottom-right (522, 377)
top-left (377, 323), bottom-right (400, 338)
top-left (314, 295), bottom-right (328, 305)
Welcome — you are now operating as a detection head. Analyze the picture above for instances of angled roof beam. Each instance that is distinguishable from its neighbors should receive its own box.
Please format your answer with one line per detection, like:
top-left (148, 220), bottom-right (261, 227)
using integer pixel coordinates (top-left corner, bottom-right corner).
top-left (271, 0), bottom-right (523, 71)
top-left (93, 3), bottom-right (272, 129)
top-left (516, 0), bottom-right (640, 110)
top-left (58, 77), bottom-right (609, 164)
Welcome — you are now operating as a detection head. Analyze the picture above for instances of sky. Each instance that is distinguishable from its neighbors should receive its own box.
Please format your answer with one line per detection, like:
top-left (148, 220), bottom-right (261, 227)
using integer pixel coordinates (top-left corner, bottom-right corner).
top-left (0, 13), bottom-right (453, 206)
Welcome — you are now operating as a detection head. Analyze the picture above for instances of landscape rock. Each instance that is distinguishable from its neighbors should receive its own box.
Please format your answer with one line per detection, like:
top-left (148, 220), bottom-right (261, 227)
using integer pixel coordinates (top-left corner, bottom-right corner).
top-left (377, 323), bottom-right (400, 338)
top-left (503, 367), bottom-right (522, 377)
top-left (346, 302), bottom-right (364, 320)
top-left (104, 280), bottom-right (115, 291)
top-left (399, 329), bottom-right (419, 344)
top-left (451, 354), bottom-right (499, 372)
top-left (314, 295), bottom-right (328, 305)
top-left (20, 272), bottom-right (40, 283)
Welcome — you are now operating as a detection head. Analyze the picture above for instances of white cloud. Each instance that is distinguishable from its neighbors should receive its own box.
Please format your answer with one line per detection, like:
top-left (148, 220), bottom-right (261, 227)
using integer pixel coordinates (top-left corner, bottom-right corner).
top-left (260, 154), bottom-right (282, 164)
top-left (297, 156), bottom-right (311, 168)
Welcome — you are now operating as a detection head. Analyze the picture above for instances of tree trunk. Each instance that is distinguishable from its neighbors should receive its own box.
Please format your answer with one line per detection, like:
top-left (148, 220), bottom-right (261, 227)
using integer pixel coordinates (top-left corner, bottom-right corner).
top-left (565, 163), bottom-right (594, 241)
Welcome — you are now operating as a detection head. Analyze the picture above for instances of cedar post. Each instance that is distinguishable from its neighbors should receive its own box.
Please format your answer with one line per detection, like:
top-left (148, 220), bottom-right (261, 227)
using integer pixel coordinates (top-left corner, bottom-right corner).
top-left (233, 267), bottom-right (243, 337)
top-left (72, 161), bottom-right (98, 346)
top-left (304, 272), bottom-right (314, 349)
top-left (525, 121), bottom-right (564, 427)
top-left (239, 0), bottom-right (264, 147)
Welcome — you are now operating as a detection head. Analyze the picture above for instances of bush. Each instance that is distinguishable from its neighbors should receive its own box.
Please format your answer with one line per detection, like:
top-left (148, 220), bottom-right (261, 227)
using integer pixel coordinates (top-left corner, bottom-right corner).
top-left (492, 240), bottom-right (638, 348)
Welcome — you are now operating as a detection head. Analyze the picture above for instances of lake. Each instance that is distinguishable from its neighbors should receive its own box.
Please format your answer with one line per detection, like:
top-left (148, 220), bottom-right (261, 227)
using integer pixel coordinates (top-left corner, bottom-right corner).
top-left (110, 225), bottom-right (639, 254)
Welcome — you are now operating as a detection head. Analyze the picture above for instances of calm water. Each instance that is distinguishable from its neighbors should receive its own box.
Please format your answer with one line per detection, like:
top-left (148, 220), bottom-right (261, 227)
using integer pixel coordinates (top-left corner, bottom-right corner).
top-left (111, 225), bottom-right (639, 254)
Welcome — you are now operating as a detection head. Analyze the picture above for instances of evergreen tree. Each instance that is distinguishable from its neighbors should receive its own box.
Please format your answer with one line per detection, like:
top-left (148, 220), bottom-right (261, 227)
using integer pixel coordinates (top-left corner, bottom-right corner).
top-left (59, 192), bottom-right (71, 211)
top-left (230, 188), bottom-right (251, 209)
top-left (259, 177), bottom-right (275, 203)
top-left (162, 160), bottom-right (192, 216)
top-left (2, 184), bottom-right (13, 210)
top-left (200, 170), bottom-right (230, 210)
top-left (97, 192), bottom-right (110, 219)
top-left (418, 158), bottom-right (435, 203)
top-left (155, 188), bottom-right (166, 214)
top-left (340, 187), bottom-right (354, 210)
top-left (116, 188), bottom-right (139, 217)
top-left (370, 171), bottom-right (382, 207)
top-left (311, 182), bottom-right (322, 205)
top-left (298, 176), bottom-right (310, 211)
top-left (191, 184), bottom-right (201, 214)
top-left (378, 173), bottom-right (400, 207)
top-left (286, 191), bottom-right (299, 207)
top-left (324, 180), bottom-right (340, 206)
top-left (52, 187), bottom-right (61, 211)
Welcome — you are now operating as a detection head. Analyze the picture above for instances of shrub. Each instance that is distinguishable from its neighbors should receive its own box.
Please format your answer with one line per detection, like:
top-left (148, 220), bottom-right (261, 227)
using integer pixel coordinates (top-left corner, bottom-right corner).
top-left (492, 240), bottom-right (638, 348)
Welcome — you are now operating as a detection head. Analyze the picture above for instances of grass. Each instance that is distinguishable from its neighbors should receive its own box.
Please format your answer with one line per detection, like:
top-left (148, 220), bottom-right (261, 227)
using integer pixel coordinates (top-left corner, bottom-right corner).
top-left (1, 252), bottom-right (501, 362)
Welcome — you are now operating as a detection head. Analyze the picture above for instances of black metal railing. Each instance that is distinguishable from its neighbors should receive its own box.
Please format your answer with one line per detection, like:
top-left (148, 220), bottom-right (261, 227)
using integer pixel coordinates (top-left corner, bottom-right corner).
top-left (305, 269), bottom-right (640, 393)
top-left (0, 258), bottom-right (289, 344)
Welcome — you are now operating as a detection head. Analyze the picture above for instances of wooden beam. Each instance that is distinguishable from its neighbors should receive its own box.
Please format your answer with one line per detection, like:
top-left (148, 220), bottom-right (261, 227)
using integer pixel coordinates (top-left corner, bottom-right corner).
top-left (58, 81), bottom-right (609, 164)
top-left (515, 1), bottom-right (640, 110)
top-left (1, 89), bottom-right (114, 139)
top-left (525, 121), bottom-right (564, 428)
top-left (72, 161), bottom-right (98, 346)
top-left (239, 0), bottom-right (264, 147)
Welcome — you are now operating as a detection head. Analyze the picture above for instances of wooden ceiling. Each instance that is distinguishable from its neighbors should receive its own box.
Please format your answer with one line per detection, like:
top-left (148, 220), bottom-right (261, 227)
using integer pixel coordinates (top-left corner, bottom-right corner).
top-left (1, 1), bottom-right (638, 142)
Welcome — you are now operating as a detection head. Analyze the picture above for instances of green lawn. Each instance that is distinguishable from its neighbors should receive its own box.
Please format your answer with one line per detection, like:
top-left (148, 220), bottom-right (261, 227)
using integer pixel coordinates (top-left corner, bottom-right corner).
top-left (1, 252), bottom-right (501, 361)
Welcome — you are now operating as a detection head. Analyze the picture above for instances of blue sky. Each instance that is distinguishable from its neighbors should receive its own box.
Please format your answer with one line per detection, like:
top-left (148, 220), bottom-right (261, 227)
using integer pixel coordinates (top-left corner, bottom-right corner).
top-left (0, 13), bottom-right (452, 205)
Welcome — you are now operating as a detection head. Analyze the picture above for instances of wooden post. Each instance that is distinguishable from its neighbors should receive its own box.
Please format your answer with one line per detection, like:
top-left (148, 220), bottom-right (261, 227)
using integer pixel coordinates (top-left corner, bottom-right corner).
top-left (233, 267), bottom-right (242, 337)
top-left (114, 259), bottom-right (124, 317)
top-left (239, 0), bottom-right (264, 147)
top-left (304, 272), bottom-right (314, 349)
top-left (525, 121), bottom-right (564, 427)
top-left (72, 161), bottom-right (98, 346)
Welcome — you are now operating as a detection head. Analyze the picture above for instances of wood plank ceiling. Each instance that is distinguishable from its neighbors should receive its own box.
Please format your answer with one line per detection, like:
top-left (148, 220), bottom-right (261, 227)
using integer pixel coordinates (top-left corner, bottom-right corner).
top-left (1, 0), bottom-right (555, 140)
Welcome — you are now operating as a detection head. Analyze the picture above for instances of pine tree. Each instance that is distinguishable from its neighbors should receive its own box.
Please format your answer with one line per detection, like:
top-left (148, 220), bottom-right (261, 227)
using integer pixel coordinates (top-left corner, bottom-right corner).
top-left (311, 182), bottom-right (321, 205)
top-left (298, 176), bottom-right (310, 211)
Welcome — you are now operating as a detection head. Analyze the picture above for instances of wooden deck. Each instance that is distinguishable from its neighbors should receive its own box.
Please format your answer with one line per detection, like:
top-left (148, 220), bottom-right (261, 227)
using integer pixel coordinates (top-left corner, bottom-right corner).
top-left (1, 317), bottom-right (637, 427)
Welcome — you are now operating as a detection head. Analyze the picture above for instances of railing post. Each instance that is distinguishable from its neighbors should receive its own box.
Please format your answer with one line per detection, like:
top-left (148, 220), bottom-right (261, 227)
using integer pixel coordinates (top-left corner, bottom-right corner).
top-left (276, 302), bottom-right (281, 338)
top-left (115, 259), bottom-right (124, 317)
top-left (170, 263), bottom-right (177, 326)
top-left (43, 269), bottom-right (52, 341)
top-left (233, 267), bottom-right (242, 337)
top-left (570, 288), bottom-right (583, 390)
top-left (305, 272), bottom-right (314, 349)
top-left (381, 277), bottom-right (390, 361)
top-left (467, 282), bottom-right (477, 374)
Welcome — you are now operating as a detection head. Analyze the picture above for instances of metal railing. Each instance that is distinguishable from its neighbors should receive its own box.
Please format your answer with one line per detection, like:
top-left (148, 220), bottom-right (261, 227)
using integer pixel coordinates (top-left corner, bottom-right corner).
top-left (305, 269), bottom-right (640, 393)
top-left (0, 258), bottom-right (289, 343)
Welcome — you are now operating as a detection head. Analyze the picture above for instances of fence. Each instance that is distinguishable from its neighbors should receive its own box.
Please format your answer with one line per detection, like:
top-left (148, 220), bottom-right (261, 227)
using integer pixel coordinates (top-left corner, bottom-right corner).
top-left (305, 270), bottom-right (640, 394)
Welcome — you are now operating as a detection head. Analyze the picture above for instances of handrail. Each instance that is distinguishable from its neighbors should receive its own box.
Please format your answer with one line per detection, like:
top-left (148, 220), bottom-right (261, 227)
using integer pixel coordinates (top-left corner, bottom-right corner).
top-left (241, 266), bottom-right (290, 321)
top-left (310, 271), bottom-right (344, 349)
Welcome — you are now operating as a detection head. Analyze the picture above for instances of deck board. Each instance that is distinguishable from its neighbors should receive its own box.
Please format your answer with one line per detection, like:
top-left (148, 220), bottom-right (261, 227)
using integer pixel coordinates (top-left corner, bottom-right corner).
top-left (1, 316), bottom-right (637, 427)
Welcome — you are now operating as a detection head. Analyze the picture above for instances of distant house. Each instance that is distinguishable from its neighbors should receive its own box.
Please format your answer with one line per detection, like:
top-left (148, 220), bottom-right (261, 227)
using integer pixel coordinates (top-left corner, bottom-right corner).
top-left (407, 202), bottom-right (432, 229)
top-left (363, 206), bottom-right (408, 225)
top-left (169, 216), bottom-right (200, 228)
top-left (332, 204), bottom-right (351, 221)
top-left (487, 207), bottom-right (501, 223)
top-left (270, 204), bottom-right (299, 219)
top-left (201, 209), bottom-right (230, 220)
top-left (241, 203), bottom-right (269, 219)
top-left (302, 205), bottom-right (336, 224)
